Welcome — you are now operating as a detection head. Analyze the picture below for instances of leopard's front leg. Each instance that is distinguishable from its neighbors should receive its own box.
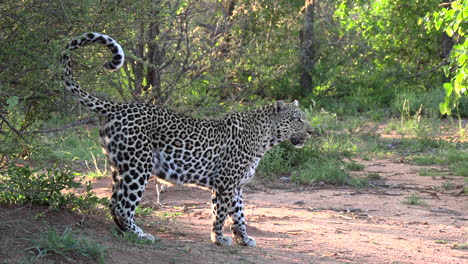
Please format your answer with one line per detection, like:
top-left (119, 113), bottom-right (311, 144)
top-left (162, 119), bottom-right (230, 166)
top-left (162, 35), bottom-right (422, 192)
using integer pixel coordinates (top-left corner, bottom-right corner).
top-left (229, 187), bottom-right (256, 246)
top-left (210, 189), bottom-right (233, 246)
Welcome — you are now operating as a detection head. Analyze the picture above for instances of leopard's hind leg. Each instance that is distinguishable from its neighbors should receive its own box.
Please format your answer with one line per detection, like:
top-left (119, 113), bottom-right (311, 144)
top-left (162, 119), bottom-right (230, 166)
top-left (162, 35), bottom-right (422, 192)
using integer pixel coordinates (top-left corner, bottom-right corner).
top-left (106, 136), bottom-right (155, 241)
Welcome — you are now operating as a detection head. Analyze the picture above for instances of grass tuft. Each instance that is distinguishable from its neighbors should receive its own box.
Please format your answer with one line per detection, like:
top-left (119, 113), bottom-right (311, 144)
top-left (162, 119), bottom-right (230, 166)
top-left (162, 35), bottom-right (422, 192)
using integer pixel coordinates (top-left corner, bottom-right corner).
top-left (402, 193), bottom-right (428, 207)
top-left (24, 227), bottom-right (107, 263)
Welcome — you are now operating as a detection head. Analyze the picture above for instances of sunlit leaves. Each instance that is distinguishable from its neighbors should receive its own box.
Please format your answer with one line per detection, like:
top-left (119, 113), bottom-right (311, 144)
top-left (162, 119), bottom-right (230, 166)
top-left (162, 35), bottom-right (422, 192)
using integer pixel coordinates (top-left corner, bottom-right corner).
top-left (425, 0), bottom-right (468, 115)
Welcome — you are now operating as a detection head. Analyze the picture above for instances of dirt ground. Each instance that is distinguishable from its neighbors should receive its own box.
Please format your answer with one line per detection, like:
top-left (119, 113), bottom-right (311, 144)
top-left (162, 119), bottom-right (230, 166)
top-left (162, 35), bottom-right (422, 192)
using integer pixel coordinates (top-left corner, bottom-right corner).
top-left (1, 159), bottom-right (467, 264)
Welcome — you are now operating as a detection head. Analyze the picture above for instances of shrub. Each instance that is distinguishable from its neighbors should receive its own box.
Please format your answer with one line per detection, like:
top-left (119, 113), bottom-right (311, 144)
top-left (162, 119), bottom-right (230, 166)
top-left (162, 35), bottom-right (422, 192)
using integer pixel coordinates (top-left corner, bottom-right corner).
top-left (0, 163), bottom-right (106, 210)
top-left (291, 158), bottom-right (349, 185)
top-left (257, 143), bottom-right (300, 180)
top-left (25, 227), bottom-right (107, 263)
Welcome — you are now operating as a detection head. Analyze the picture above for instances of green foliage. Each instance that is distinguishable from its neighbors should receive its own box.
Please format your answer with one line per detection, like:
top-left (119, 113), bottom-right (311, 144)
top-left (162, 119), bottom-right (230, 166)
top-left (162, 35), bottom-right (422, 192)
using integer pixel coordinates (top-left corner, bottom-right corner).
top-left (24, 227), bottom-right (107, 263)
top-left (345, 161), bottom-right (365, 171)
top-left (257, 143), bottom-right (300, 180)
top-left (135, 206), bottom-right (153, 217)
top-left (403, 193), bottom-right (428, 206)
top-left (290, 157), bottom-right (349, 186)
top-left (111, 228), bottom-right (158, 245)
top-left (0, 164), bottom-right (79, 207)
top-left (424, 0), bottom-right (468, 115)
top-left (0, 163), bottom-right (106, 211)
top-left (258, 107), bottom-right (369, 187)
top-left (366, 172), bottom-right (381, 180)
top-left (318, 0), bottom-right (443, 115)
top-left (441, 180), bottom-right (456, 190)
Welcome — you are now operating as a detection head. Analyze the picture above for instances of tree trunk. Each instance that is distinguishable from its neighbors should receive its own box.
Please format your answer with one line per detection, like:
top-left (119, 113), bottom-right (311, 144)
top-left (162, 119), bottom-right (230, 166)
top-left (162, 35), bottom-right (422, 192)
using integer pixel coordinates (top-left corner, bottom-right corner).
top-left (301, 0), bottom-right (315, 96)
top-left (440, 0), bottom-right (454, 83)
top-left (133, 22), bottom-right (145, 100)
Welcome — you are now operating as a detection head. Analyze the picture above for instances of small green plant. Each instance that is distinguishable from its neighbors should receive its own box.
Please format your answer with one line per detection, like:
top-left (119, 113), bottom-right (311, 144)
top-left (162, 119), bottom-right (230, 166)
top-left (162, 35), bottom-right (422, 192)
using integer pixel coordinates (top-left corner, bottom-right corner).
top-left (111, 228), bottom-right (157, 245)
top-left (258, 143), bottom-right (298, 180)
top-left (345, 161), bottom-right (365, 171)
top-left (348, 177), bottom-right (369, 188)
top-left (291, 158), bottom-right (351, 186)
top-left (135, 206), bottom-right (153, 217)
top-left (441, 180), bottom-right (456, 190)
top-left (0, 163), bottom-right (107, 211)
top-left (367, 172), bottom-right (382, 180)
top-left (156, 211), bottom-right (183, 218)
top-left (452, 243), bottom-right (468, 249)
top-left (451, 162), bottom-right (468, 176)
top-left (411, 156), bottom-right (440, 166)
top-left (24, 227), bottom-right (107, 263)
top-left (418, 168), bottom-right (448, 178)
top-left (0, 164), bottom-right (80, 208)
top-left (403, 193), bottom-right (428, 206)
top-left (84, 151), bottom-right (108, 179)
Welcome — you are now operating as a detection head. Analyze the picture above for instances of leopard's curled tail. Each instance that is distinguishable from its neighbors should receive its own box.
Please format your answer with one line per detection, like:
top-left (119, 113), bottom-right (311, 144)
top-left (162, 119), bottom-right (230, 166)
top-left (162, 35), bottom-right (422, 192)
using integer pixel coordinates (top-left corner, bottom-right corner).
top-left (61, 33), bottom-right (124, 115)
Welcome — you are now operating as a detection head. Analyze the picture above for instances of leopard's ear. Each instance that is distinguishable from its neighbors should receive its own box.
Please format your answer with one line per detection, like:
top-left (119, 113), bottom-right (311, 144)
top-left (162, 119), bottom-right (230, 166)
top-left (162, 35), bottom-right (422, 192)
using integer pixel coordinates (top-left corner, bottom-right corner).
top-left (293, 100), bottom-right (299, 106)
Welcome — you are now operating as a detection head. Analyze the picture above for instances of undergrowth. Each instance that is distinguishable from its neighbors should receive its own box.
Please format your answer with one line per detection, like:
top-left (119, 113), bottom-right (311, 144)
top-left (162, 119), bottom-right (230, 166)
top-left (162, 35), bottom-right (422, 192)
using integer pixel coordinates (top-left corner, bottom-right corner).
top-left (24, 227), bottom-right (107, 263)
top-left (0, 163), bottom-right (107, 211)
top-left (258, 97), bottom-right (467, 186)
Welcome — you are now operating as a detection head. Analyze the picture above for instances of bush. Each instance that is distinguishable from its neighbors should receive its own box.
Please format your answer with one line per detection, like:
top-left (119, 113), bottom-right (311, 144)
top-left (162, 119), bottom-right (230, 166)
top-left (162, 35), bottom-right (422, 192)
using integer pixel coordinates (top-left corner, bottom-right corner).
top-left (291, 157), bottom-right (349, 185)
top-left (0, 163), bottom-right (106, 210)
top-left (25, 227), bottom-right (107, 263)
top-left (257, 143), bottom-right (300, 180)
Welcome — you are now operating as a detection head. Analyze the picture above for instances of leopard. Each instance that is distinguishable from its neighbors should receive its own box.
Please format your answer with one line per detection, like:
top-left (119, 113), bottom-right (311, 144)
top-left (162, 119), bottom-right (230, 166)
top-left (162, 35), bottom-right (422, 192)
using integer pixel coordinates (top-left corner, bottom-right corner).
top-left (60, 32), bottom-right (314, 246)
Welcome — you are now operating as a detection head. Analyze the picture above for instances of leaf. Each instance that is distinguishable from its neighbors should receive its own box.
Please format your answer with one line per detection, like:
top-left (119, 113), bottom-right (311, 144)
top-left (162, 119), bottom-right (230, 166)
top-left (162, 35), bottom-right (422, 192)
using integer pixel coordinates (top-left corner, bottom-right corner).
top-left (439, 102), bottom-right (448, 115)
top-left (443, 82), bottom-right (453, 96)
top-left (6, 96), bottom-right (19, 109)
top-left (459, 53), bottom-right (468, 66)
top-left (455, 72), bottom-right (465, 86)
top-left (434, 18), bottom-right (443, 30)
top-left (446, 27), bottom-right (454, 37)
top-left (446, 9), bottom-right (455, 18)
top-left (439, 97), bottom-right (452, 115)
top-left (417, 17), bottom-right (423, 26)
top-left (463, 7), bottom-right (468, 19)
top-left (443, 65), bottom-right (451, 78)
top-left (454, 83), bottom-right (465, 96)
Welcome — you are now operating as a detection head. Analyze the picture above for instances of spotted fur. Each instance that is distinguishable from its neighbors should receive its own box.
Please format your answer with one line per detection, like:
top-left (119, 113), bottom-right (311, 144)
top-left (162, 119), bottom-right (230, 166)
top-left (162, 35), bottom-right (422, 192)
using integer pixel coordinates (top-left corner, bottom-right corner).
top-left (61, 32), bottom-right (314, 246)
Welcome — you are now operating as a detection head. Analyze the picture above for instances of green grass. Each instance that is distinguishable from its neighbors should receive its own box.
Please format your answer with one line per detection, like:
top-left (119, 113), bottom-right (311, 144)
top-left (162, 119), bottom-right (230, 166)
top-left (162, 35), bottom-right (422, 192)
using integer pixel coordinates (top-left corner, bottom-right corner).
top-left (345, 161), bottom-right (365, 171)
top-left (441, 180), bottom-right (456, 190)
top-left (452, 243), bottom-right (468, 249)
top-left (259, 104), bottom-right (466, 189)
top-left (412, 155), bottom-right (441, 165)
top-left (258, 143), bottom-right (299, 180)
top-left (451, 163), bottom-right (468, 177)
top-left (367, 172), bottom-right (382, 180)
top-left (24, 227), bottom-right (107, 263)
top-left (111, 228), bottom-right (157, 245)
top-left (418, 168), bottom-right (448, 178)
top-left (402, 193), bottom-right (428, 207)
top-left (0, 164), bottom-right (106, 212)
top-left (40, 125), bottom-right (105, 164)
top-left (135, 206), bottom-right (153, 217)
top-left (291, 159), bottom-right (348, 185)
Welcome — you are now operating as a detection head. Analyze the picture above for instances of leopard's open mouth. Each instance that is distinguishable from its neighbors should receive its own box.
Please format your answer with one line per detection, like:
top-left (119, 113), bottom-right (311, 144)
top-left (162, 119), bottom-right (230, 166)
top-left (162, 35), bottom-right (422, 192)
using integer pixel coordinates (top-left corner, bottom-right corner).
top-left (290, 134), bottom-right (309, 148)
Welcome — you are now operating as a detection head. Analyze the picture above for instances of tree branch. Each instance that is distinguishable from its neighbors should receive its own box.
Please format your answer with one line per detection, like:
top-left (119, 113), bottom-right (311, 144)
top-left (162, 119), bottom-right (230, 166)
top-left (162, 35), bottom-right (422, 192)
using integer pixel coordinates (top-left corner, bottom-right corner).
top-left (21, 117), bottom-right (96, 135)
top-left (0, 113), bottom-right (30, 143)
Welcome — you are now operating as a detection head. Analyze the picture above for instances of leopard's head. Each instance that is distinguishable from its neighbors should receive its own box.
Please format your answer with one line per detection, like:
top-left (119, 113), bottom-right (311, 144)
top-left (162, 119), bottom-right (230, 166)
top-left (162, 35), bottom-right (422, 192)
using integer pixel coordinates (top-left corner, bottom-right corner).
top-left (271, 100), bottom-right (314, 148)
